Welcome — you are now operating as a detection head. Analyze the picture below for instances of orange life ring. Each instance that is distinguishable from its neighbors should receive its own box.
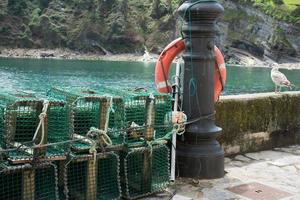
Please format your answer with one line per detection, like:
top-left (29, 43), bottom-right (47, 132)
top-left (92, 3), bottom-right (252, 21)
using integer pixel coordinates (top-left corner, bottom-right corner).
top-left (155, 38), bottom-right (226, 102)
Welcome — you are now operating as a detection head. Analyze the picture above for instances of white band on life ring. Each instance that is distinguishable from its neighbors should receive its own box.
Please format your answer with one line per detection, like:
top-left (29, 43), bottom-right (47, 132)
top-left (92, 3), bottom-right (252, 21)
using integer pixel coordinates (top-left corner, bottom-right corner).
top-left (218, 63), bottom-right (226, 69)
top-left (156, 80), bottom-right (172, 89)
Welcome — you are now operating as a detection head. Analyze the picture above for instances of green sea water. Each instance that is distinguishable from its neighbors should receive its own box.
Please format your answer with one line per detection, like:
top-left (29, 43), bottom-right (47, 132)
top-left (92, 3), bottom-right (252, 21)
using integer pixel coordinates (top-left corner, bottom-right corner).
top-left (0, 57), bottom-right (299, 95)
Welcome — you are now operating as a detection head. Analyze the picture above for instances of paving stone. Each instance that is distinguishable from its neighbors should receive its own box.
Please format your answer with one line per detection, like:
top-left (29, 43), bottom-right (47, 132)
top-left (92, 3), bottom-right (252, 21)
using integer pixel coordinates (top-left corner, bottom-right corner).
top-left (226, 160), bottom-right (247, 168)
top-left (274, 147), bottom-right (300, 155)
top-left (282, 194), bottom-right (300, 200)
top-left (226, 182), bottom-right (292, 200)
top-left (295, 165), bottom-right (300, 170)
top-left (172, 194), bottom-right (193, 200)
top-left (245, 151), bottom-right (291, 161)
top-left (268, 155), bottom-right (300, 167)
top-left (282, 166), bottom-right (297, 173)
top-left (148, 145), bottom-right (300, 200)
top-left (234, 155), bottom-right (252, 162)
top-left (288, 145), bottom-right (300, 150)
top-left (225, 157), bottom-right (232, 164)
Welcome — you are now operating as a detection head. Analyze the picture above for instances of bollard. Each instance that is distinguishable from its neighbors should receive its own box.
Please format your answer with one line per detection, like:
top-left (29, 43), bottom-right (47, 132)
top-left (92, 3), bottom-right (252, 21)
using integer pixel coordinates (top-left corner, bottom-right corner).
top-left (176, 0), bottom-right (225, 179)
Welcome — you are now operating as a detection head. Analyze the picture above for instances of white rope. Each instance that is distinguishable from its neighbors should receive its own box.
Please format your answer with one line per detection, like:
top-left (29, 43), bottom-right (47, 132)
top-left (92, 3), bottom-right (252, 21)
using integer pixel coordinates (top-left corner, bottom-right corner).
top-left (87, 127), bottom-right (113, 163)
top-left (88, 96), bottom-right (114, 163)
top-left (32, 100), bottom-right (49, 146)
top-left (87, 127), bottom-right (112, 147)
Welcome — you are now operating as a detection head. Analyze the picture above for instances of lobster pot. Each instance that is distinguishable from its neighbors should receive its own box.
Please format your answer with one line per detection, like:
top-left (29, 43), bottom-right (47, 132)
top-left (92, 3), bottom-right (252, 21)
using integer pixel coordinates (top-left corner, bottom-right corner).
top-left (0, 106), bottom-right (4, 160)
top-left (60, 152), bottom-right (121, 200)
top-left (0, 106), bottom-right (4, 147)
top-left (0, 162), bottom-right (58, 200)
top-left (120, 144), bottom-right (170, 199)
top-left (46, 98), bottom-right (70, 159)
top-left (0, 91), bottom-right (69, 163)
top-left (100, 87), bottom-right (173, 145)
top-left (48, 87), bottom-right (124, 153)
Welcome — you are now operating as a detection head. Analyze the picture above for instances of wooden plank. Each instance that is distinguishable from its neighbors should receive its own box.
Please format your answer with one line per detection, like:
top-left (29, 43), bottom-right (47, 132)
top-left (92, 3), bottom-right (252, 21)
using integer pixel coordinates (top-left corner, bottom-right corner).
top-left (8, 143), bottom-right (66, 164)
top-left (99, 99), bottom-right (109, 130)
top-left (142, 149), bottom-right (152, 193)
top-left (144, 97), bottom-right (155, 141)
top-left (9, 156), bottom-right (66, 164)
top-left (58, 160), bottom-right (66, 189)
top-left (22, 169), bottom-right (35, 200)
top-left (86, 158), bottom-right (97, 200)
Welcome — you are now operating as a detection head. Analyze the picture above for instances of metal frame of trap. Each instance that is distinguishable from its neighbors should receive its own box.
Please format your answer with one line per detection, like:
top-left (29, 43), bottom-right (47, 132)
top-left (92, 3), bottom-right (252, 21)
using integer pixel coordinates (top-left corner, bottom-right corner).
top-left (98, 87), bottom-right (173, 146)
top-left (0, 161), bottom-right (59, 200)
top-left (48, 87), bottom-right (125, 153)
top-left (121, 144), bottom-right (170, 200)
top-left (0, 92), bottom-right (69, 164)
top-left (59, 152), bottom-right (121, 200)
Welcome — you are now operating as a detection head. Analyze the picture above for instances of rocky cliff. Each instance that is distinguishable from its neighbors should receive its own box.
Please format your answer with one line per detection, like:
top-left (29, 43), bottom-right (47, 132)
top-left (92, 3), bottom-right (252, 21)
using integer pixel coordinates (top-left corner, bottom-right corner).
top-left (0, 0), bottom-right (299, 64)
top-left (218, 0), bottom-right (300, 65)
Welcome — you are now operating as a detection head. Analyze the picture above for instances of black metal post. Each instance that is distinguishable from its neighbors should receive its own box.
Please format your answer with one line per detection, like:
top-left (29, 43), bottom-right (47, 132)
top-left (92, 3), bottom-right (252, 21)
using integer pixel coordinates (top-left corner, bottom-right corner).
top-left (176, 0), bottom-right (225, 179)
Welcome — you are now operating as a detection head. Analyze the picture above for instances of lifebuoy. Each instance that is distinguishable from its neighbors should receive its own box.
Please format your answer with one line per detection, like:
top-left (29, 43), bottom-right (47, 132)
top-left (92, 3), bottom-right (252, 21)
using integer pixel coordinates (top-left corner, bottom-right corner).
top-left (155, 38), bottom-right (226, 102)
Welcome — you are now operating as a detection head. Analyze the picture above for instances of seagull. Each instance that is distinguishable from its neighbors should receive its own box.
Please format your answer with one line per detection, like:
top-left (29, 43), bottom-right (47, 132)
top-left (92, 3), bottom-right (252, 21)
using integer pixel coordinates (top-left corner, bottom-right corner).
top-left (271, 66), bottom-right (294, 93)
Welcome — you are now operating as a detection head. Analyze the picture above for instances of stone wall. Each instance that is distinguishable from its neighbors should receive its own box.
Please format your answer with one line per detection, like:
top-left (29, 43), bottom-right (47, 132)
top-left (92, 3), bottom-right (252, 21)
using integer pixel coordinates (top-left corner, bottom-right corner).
top-left (216, 92), bottom-right (300, 156)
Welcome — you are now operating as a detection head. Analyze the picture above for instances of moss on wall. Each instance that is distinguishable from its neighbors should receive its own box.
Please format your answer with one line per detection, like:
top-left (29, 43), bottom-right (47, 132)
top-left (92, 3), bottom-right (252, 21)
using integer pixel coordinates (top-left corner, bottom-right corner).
top-left (215, 92), bottom-right (300, 155)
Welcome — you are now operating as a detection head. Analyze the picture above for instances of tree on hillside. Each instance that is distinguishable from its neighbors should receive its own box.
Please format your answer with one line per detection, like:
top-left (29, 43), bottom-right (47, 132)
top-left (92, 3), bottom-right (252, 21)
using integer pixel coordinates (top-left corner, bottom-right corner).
top-left (7, 0), bottom-right (27, 15)
top-left (272, 0), bottom-right (284, 5)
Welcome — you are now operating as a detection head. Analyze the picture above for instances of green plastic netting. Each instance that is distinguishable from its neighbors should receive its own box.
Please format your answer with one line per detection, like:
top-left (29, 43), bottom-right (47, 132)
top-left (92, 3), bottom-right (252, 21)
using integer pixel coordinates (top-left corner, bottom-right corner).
top-left (120, 144), bottom-right (170, 199)
top-left (0, 91), bottom-right (69, 163)
top-left (98, 87), bottom-right (173, 146)
top-left (0, 162), bottom-right (58, 200)
top-left (0, 87), bottom-right (173, 199)
top-left (0, 106), bottom-right (4, 160)
top-left (47, 87), bottom-right (125, 153)
top-left (61, 152), bottom-right (121, 200)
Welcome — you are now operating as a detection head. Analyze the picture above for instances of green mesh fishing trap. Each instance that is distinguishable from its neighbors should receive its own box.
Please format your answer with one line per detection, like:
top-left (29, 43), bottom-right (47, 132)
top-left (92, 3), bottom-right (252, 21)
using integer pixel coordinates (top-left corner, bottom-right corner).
top-left (120, 144), bottom-right (170, 199)
top-left (98, 87), bottom-right (173, 146)
top-left (0, 162), bottom-right (58, 200)
top-left (58, 152), bottom-right (121, 200)
top-left (0, 106), bottom-right (4, 161)
top-left (0, 91), bottom-right (69, 164)
top-left (47, 87), bottom-right (125, 153)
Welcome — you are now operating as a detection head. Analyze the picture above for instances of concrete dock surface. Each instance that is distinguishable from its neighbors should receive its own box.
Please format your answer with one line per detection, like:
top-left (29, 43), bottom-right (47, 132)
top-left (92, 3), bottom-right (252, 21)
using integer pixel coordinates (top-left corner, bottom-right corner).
top-left (147, 145), bottom-right (300, 200)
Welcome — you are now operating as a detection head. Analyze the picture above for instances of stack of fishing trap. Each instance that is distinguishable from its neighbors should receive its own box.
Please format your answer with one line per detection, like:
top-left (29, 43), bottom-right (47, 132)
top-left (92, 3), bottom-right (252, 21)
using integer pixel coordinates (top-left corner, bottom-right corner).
top-left (47, 87), bottom-right (125, 153)
top-left (0, 86), bottom-right (173, 199)
top-left (0, 162), bottom-right (59, 200)
top-left (48, 87), bottom-right (123, 199)
top-left (0, 91), bottom-right (69, 164)
top-left (99, 87), bottom-right (173, 199)
top-left (99, 87), bottom-right (173, 146)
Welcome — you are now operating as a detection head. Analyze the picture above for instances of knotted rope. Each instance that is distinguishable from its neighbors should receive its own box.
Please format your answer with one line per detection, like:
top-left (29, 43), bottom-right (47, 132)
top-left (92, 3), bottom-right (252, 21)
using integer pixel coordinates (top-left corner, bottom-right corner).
top-left (88, 97), bottom-right (114, 163)
top-left (32, 100), bottom-right (49, 146)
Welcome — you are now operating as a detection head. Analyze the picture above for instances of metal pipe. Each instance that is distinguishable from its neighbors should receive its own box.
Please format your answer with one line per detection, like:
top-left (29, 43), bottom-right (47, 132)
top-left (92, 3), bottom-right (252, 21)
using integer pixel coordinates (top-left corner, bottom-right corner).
top-left (170, 60), bottom-right (182, 181)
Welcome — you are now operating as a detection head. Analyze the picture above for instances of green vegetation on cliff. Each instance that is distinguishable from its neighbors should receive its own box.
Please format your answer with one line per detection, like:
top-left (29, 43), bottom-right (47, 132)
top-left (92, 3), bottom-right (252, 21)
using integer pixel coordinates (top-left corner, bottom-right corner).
top-left (0, 0), bottom-right (181, 53)
top-left (237, 0), bottom-right (300, 24)
top-left (0, 0), bottom-right (299, 54)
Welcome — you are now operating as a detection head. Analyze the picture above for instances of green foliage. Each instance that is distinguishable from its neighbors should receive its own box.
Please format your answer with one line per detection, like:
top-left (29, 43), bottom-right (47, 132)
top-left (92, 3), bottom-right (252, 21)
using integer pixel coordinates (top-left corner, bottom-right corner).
top-left (272, 0), bottom-right (284, 5)
top-left (0, 0), bottom-right (298, 52)
top-left (29, 8), bottom-right (41, 27)
top-left (238, 0), bottom-right (300, 24)
top-left (7, 0), bottom-right (27, 15)
top-left (291, 6), bottom-right (300, 17)
top-left (38, 0), bottom-right (50, 9)
top-left (0, 26), bottom-right (11, 36)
